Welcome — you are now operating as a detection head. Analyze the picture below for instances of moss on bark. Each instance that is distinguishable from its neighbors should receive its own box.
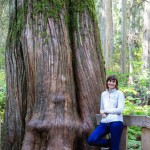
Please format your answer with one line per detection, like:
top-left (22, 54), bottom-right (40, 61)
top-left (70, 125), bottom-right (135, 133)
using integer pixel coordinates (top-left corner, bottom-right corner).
top-left (69, 0), bottom-right (96, 31)
top-left (33, 0), bottom-right (64, 19)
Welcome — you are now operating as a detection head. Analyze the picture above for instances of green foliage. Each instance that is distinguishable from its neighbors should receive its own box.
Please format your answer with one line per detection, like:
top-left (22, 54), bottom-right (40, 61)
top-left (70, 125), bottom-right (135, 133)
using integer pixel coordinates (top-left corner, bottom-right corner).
top-left (119, 72), bottom-right (150, 149)
top-left (0, 71), bottom-right (6, 121)
top-left (131, 47), bottom-right (143, 74)
top-left (128, 139), bottom-right (141, 150)
top-left (123, 99), bottom-right (150, 116)
top-left (123, 97), bottom-right (149, 149)
top-left (127, 125), bottom-right (142, 149)
top-left (0, 47), bottom-right (5, 70)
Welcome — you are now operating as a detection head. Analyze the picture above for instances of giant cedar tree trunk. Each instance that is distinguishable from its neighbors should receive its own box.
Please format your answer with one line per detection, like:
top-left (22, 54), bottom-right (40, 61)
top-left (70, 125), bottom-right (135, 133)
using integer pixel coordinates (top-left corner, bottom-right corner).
top-left (2, 0), bottom-right (105, 150)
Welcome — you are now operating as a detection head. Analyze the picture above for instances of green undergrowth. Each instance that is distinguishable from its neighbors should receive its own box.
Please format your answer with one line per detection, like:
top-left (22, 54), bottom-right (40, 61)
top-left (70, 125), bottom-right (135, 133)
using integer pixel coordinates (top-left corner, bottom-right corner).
top-left (123, 97), bottom-right (150, 149)
top-left (122, 86), bottom-right (150, 150)
top-left (0, 71), bottom-right (6, 121)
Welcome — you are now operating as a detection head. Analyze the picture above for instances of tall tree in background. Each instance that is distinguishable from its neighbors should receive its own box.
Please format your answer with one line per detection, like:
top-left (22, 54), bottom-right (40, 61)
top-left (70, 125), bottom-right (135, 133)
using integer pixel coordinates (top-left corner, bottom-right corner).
top-left (95, 0), bottom-right (113, 69)
top-left (128, 0), bottom-right (136, 84)
top-left (127, 0), bottom-right (144, 84)
top-left (2, 0), bottom-right (106, 150)
top-left (105, 0), bottom-right (113, 69)
top-left (95, 0), bottom-right (105, 57)
top-left (0, 0), bottom-right (9, 70)
top-left (142, 0), bottom-right (150, 105)
top-left (121, 0), bottom-right (127, 74)
top-left (142, 0), bottom-right (150, 69)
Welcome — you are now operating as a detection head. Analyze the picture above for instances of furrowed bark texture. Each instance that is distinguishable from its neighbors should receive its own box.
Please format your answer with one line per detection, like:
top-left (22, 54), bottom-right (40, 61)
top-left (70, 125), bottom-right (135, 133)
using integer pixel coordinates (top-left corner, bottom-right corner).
top-left (2, 0), bottom-right (105, 150)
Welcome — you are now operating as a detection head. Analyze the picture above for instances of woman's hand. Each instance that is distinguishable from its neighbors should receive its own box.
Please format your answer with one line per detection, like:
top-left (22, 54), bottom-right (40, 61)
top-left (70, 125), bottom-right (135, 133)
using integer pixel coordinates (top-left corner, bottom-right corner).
top-left (100, 110), bottom-right (108, 118)
top-left (101, 113), bottom-right (107, 118)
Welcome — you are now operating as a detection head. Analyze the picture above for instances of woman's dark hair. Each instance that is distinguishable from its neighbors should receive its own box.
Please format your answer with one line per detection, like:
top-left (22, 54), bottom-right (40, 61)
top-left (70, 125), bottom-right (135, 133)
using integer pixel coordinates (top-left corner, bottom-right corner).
top-left (106, 75), bottom-right (118, 89)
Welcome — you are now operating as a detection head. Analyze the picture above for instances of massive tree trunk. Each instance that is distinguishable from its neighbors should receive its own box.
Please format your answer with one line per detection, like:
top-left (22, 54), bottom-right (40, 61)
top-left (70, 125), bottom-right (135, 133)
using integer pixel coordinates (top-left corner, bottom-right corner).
top-left (2, 0), bottom-right (105, 150)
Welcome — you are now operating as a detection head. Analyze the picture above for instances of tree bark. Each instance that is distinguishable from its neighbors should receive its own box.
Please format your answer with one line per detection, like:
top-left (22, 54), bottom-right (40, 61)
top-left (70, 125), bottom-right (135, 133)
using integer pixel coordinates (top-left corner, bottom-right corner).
top-left (97, 0), bottom-right (106, 58)
top-left (142, 1), bottom-right (150, 69)
top-left (96, 0), bottom-right (113, 70)
top-left (142, 1), bottom-right (150, 105)
top-left (128, 0), bottom-right (135, 85)
top-left (2, 0), bottom-right (105, 150)
top-left (105, 0), bottom-right (113, 70)
top-left (121, 0), bottom-right (127, 74)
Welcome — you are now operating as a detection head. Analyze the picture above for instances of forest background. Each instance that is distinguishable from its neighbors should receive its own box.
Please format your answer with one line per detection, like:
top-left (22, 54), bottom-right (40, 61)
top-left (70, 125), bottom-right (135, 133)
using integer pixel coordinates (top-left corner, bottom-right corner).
top-left (0, 0), bottom-right (150, 149)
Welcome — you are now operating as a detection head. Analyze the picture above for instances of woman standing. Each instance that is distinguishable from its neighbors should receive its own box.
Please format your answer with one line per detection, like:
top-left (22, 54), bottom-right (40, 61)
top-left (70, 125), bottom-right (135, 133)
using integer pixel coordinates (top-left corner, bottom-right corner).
top-left (87, 75), bottom-right (125, 150)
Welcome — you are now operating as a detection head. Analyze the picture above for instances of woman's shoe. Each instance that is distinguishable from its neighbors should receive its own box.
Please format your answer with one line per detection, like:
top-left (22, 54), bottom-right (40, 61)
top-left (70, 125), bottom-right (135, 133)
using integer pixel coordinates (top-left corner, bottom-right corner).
top-left (101, 147), bottom-right (110, 150)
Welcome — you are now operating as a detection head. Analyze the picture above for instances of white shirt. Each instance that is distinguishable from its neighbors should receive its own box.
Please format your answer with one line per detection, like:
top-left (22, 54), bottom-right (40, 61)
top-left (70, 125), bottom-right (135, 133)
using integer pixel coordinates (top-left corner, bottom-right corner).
top-left (100, 89), bottom-right (125, 123)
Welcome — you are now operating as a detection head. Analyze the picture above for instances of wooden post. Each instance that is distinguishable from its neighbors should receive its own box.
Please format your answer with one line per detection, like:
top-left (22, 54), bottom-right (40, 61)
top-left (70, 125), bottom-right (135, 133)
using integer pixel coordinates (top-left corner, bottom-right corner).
top-left (120, 126), bottom-right (128, 150)
top-left (141, 127), bottom-right (150, 150)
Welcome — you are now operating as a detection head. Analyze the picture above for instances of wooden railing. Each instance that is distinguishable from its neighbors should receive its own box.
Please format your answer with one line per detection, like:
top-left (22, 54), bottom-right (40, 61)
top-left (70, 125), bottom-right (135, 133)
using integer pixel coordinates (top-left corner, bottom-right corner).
top-left (95, 114), bottom-right (150, 150)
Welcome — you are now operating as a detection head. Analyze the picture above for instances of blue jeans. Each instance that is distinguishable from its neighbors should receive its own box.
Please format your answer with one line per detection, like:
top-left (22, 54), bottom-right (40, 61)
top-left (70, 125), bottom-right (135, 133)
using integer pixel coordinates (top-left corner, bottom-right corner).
top-left (87, 121), bottom-right (124, 150)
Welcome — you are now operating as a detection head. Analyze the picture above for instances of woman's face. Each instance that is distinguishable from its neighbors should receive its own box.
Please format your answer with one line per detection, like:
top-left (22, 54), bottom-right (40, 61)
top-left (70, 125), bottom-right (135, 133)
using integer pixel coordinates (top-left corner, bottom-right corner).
top-left (107, 79), bottom-right (116, 90)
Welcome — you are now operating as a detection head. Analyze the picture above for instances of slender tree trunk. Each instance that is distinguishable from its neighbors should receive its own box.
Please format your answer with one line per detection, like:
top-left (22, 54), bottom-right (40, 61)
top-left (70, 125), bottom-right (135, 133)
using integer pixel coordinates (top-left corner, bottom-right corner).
top-left (142, 0), bottom-right (150, 105)
top-left (105, 0), bottom-right (113, 70)
top-left (121, 0), bottom-right (127, 74)
top-left (2, 0), bottom-right (105, 150)
top-left (98, 0), bottom-right (113, 70)
top-left (142, 1), bottom-right (150, 69)
top-left (128, 0), bottom-right (135, 85)
top-left (96, 0), bottom-right (106, 58)
top-left (128, 44), bottom-right (133, 84)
